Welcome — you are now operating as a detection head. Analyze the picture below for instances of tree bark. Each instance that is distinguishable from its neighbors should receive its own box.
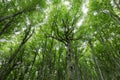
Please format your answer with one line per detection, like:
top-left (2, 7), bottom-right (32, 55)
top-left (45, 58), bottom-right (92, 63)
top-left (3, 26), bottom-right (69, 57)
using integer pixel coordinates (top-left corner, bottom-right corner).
top-left (66, 42), bottom-right (73, 80)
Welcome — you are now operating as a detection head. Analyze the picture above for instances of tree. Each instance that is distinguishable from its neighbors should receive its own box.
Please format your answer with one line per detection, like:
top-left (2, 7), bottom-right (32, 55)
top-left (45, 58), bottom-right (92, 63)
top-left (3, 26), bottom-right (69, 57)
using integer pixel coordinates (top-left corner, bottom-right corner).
top-left (0, 0), bottom-right (120, 80)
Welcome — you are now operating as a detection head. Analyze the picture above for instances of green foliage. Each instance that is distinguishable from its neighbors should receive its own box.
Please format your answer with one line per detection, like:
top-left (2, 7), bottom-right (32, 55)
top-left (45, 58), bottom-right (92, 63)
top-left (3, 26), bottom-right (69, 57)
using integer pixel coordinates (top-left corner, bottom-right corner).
top-left (0, 0), bottom-right (120, 80)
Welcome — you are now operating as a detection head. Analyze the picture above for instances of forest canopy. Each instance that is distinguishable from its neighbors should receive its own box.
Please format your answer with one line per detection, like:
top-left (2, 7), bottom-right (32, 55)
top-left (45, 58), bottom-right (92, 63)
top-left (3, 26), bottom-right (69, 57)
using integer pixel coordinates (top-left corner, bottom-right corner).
top-left (0, 0), bottom-right (120, 80)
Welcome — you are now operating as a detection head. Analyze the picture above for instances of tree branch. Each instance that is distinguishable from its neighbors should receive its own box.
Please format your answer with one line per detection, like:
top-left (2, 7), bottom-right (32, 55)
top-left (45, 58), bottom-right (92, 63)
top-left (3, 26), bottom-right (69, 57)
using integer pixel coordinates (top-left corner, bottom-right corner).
top-left (0, 19), bottom-right (14, 36)
top-left (0, 10), bottom-right (24, 23)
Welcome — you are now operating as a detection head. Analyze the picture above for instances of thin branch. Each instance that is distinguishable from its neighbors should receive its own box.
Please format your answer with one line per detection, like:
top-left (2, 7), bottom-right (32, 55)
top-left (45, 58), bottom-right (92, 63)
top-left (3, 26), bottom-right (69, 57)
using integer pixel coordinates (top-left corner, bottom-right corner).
top-left (113, 0), bottom-right (120, 11)
top-left (0, 19), bottom-right (14, 35)
top-left (0, 27), bottom-right (34, 80)
top-left (0, 5), bottom-right (35, 23)
top-left (103, 10), bottom-right (120, 25)
top-left (8, 28), bottom-right (34, 64)
top-left (0, 10), bottom-right (24, 23)
top-left (47, 35), bottom-right (66, 45)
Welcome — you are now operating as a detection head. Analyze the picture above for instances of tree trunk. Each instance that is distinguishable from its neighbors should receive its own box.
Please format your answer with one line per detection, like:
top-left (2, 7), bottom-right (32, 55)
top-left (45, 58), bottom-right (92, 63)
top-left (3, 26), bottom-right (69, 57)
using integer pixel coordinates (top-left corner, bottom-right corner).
top-left (66, 42), bottom-right (73, 80)
top-left (88, 41), bottom-right (104, 80)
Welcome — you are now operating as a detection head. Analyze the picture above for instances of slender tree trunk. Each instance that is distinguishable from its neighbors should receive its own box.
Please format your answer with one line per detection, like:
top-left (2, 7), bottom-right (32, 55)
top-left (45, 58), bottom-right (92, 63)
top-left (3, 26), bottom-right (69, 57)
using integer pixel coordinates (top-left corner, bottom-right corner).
top-left (66, 42), bottom-right (73, 80)
top-left (88, 41), bottom-right (104, 80)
